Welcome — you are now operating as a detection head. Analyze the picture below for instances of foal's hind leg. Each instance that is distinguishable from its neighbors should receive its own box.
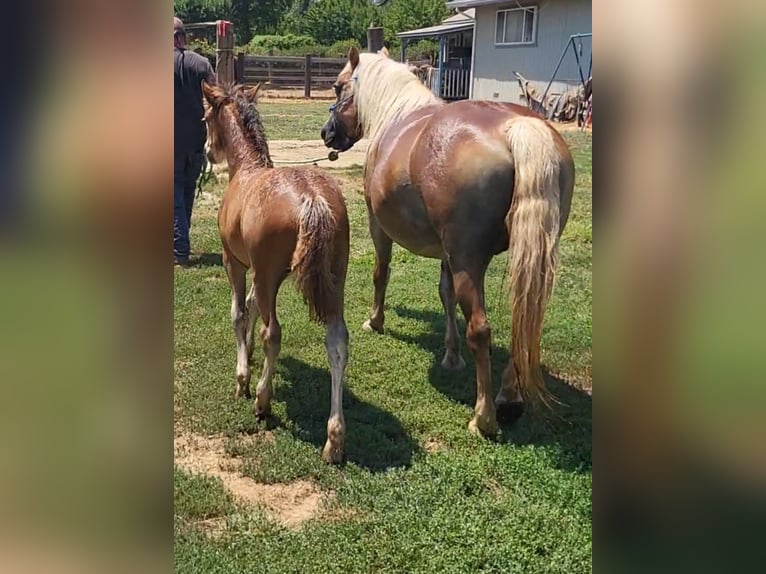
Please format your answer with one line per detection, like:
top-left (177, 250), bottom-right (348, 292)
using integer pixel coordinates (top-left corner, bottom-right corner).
top-left (222, 250), bottom-right (251, 399)
top-left (439, 259), bottom-right (465, 370)
top-left (245, 282), bottom-right (260, 362)
top-left (322, 314), bottom-right (349, 464)
top-left (363, 214), bottom-right (392, 333)
top-left (253, 282), bottom-right (281, 419)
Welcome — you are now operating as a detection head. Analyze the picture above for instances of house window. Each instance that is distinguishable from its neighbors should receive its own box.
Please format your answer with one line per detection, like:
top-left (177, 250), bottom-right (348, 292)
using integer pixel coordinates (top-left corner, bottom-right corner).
top-left (495, 5), bottom-right (538, 46)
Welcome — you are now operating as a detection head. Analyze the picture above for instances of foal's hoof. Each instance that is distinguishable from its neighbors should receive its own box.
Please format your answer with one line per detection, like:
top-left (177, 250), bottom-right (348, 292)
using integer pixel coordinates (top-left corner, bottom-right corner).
top-left (496, 400), bottom-right (525, 426)
top-left (362, 319), bottom-right (384, 334)
top-left (440, 352), bottom-right (466, 370)
top-left (253, 401), bottom-right (271, 421)
top-left (321, 441), bottom-right (345, 465)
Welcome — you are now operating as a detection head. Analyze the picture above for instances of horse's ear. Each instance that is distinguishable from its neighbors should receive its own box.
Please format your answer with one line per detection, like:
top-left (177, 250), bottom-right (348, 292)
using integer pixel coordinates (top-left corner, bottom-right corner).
top-left (202, 81), bottom-right (227, 107)
top-left (348, 46), bottom-right (360, 70)
top-left (379, 46), bottom-right (390, 58)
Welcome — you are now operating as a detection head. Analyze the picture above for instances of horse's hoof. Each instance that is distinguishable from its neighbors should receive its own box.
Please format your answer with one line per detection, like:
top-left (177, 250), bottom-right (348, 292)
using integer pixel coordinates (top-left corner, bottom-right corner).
top-left (440, 352), bottom-right (465, 370)
top-left (496, 400), bottom-right (525, 425)
top-left (362, 319), bottom-right (384, 334)
top-left (321, 442), bottom-right (345, 465)
top-left (468, 416), bottom-right (497, 439)
top-left (235, 385), bottom-right (251, 399)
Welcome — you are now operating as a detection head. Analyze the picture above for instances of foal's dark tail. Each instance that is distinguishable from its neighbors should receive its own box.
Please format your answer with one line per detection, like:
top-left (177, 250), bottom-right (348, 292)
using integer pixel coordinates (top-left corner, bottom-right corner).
top-left (504, 116), bottom-right (563, 407)
top-left (291, 195), bottom-right (337, 324)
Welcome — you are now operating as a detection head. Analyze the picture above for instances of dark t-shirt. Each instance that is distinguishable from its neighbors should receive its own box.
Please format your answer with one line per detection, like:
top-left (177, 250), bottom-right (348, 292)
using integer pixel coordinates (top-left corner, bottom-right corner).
top-left (174, 48), bottom-right (214, 156)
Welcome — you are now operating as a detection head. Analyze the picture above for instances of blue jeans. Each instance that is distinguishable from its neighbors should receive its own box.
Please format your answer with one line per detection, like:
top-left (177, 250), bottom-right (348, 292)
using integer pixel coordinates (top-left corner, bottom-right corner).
top-left (174, 152), bottom-right (203, 260)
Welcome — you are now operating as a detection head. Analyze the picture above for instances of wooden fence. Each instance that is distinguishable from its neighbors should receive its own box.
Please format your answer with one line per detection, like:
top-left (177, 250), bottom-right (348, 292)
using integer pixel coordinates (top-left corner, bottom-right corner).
top-left (236, 54), bottom-right (346, 97)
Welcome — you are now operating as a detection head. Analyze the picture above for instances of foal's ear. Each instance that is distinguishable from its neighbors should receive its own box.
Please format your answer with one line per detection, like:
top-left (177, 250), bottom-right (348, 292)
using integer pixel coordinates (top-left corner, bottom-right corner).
top-left (244, 82), bottom-right (262, 102)
top-left (202, 81), bottom-right (228, 107)
top-left (348, 46), bottom-right (360, 70)
top-left (379, 46), bottom-right (390, 58)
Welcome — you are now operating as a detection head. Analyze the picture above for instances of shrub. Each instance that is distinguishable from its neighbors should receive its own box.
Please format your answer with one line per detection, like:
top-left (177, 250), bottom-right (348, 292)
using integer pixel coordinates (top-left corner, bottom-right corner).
top-left (247, 34), bottom-right (316, 54)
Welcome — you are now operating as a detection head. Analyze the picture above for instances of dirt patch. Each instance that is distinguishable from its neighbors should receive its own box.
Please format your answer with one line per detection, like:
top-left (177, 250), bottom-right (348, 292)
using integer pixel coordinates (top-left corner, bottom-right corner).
top-left (269, 139), bottom-right (368, 169)
top-left (423, 438), bottom-right (448, 454)
top-left (261, 87), bottom-right (335, 101)
top-left (192, 516), bottom-right (228, 539)
top-left (174, 430), bottom-right (331, 529)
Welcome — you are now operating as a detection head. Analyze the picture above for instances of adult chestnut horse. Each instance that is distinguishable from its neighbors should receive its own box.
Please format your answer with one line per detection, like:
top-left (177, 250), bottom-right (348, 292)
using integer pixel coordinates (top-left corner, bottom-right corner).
top-left (203, 82), bottom-right (350, 463)
top-left (321, 48), bottom-right (574, 437)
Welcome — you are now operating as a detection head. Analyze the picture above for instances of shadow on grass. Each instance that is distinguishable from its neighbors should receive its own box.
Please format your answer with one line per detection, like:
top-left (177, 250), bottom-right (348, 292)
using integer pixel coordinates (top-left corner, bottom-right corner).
top-left (276, 355), bottom-right (420, 472)
top-left (193, 252), bottom-right (223, 267)
top-left (389, 305), bottom-right (592, 473)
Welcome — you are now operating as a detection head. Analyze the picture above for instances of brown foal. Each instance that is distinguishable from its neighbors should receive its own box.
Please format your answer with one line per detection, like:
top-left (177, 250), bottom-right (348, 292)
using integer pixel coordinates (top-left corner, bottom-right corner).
top-left (321, 48), bottom-right (575, 437)
top-left (203, 82), bottom-right (350, 463)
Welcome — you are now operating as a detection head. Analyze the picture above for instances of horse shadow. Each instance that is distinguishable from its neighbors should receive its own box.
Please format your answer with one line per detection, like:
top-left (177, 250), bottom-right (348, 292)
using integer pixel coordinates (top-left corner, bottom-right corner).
top-left (193, 252), bottom-right (223, 267)
top-left (276, 355), bottom-right (420, 472)
top-left (388, 305), bottom-right (592, 473)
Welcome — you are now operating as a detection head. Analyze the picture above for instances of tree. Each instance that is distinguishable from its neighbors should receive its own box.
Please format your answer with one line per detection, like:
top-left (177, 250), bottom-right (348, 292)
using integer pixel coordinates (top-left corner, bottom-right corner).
top-left (382, 0), bottom-right (448, 43)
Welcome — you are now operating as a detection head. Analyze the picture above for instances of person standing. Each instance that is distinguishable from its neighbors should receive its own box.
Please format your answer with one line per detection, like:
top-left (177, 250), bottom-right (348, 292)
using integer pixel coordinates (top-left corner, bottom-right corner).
top-left (174, 17), bottom-right (215, 267)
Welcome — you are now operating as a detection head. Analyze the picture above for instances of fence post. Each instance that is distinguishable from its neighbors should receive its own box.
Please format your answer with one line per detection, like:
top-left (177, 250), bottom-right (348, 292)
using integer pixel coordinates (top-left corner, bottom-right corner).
top-left (304, 54), bottom-right (312, 99)
top-left (367, 26), bottom-right (384, 53)
top-left (215, 20), bottom-right (235, 85)
top-left (236, 52), bottom-right (245, 84)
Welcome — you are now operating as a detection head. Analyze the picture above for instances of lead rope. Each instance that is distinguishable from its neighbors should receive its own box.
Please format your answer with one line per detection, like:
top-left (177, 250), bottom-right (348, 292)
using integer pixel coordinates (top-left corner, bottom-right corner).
top-left (196, 150), bottom-right (342, 197)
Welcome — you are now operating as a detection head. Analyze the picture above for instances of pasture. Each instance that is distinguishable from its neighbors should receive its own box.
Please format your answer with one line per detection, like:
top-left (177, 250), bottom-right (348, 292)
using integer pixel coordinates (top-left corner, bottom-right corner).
top-left (174, 105), bottom-right (592, 572)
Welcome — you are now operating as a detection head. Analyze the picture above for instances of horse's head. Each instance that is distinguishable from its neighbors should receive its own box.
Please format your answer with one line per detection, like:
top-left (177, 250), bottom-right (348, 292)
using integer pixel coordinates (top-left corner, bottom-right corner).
top-left (202, 81), bottom-right (263, 163)
top-left (321, 47), bottom-right (364, 151)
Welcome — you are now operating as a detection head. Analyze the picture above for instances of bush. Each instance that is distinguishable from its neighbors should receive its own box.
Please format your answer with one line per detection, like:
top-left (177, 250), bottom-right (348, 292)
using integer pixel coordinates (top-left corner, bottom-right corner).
top-left (247, 34), bottom-right (316, 54)
top-left (187, 38), bottom-right (216, 67)
top-left (324, 39), bottom-right (360, 58)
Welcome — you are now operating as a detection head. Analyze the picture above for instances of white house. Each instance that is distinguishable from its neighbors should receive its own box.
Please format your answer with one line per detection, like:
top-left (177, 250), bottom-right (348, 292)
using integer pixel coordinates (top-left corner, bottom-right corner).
top-left (445, 0), bottom-right (592, 104)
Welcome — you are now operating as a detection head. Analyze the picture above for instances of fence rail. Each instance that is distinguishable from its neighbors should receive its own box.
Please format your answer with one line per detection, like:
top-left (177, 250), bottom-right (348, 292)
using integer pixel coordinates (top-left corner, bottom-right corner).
top-left (236, 54), bottom-right (346, 97)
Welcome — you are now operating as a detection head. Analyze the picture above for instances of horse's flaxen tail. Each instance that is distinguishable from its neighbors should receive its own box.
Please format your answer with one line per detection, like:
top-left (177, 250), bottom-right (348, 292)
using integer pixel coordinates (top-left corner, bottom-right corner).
top-left (291, 195), bottom-right (337, 324)
top-left (504, 116), bottom-right (562, 407)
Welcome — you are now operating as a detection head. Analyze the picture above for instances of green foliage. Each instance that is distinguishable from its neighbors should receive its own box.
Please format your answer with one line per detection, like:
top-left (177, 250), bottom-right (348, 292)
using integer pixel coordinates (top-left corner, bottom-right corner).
top-left (176, 0), bottom-right (451, 57)
top-left (326, 38), bottom-right (362, 58)
top-left (297, 0), bottom-right (381, 46)
top-left (382, 0), bottom-right (448, 44)
top-left (247, 34), bottom-right (316, 53)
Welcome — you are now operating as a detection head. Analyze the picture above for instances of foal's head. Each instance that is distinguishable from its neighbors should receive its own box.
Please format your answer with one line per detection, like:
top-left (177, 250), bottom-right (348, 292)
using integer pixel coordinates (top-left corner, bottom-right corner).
top-left (202, 82), bottom-right (273, 168)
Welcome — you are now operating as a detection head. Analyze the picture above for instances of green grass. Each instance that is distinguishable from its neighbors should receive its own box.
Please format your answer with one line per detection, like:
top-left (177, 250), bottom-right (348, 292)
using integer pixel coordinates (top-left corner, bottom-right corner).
top-left (259, 100), bottom-right (331, 140)
top-left (174, 131), bottom-right (592, 573)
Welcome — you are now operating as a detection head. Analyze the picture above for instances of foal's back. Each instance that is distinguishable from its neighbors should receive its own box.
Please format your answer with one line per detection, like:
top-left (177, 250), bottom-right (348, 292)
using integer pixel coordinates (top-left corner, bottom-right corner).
top-left (220, 166), bottom-right (348, 272)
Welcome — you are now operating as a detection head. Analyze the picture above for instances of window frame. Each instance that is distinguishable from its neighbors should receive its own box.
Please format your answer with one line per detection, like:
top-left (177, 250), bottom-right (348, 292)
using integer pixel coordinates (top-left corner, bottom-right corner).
top-left (494, 5), bottom-right (539, 47)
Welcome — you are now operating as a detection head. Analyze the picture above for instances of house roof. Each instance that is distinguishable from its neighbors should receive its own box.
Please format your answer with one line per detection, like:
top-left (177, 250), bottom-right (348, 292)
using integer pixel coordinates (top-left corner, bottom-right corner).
top-left (397, 8), bottom-right (475, 40)
top-left (445, 0), bottom-right (511, 8)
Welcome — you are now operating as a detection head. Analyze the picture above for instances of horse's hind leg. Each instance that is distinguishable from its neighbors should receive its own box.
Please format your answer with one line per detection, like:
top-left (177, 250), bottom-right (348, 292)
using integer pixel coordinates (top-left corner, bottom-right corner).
top-left (253, 281), bottom-right (281, 419)
top-left (495, 364), bottom-right (525, 425)
top-left (439, 259), bottom-right (465, 370)
top-left (452, 263), bottom-right (497, 438)
top-left (222, 250), bottom-right (251, 399)
top-left (322, 314), bottom-right (349, 464)
top-left (363, 214), bottom-right (392, 333)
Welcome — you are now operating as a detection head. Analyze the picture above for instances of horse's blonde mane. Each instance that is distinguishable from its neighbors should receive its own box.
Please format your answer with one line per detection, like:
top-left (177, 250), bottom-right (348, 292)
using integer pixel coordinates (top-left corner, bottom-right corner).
top-left (354, 52), bottom-right (441, 147)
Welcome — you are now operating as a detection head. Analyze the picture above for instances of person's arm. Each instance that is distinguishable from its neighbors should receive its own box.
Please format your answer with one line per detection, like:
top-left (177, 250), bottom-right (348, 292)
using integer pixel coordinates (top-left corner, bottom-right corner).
top-left (204, 60), bottom-right (216, 85)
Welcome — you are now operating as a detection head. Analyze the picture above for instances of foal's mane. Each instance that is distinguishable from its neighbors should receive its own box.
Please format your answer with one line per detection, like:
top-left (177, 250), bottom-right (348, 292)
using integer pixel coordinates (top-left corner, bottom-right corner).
top-left (229, 84), bottom-right (273, 168)
top-left (354, 52), bottom-right (441, 146)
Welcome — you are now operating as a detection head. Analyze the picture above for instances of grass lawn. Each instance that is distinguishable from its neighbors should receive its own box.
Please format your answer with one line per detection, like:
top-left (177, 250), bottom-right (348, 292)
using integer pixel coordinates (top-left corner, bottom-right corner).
top-left (174, 128), bottom-right (592, 573)
top-left (259, 99), bottom-right (331, 140)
